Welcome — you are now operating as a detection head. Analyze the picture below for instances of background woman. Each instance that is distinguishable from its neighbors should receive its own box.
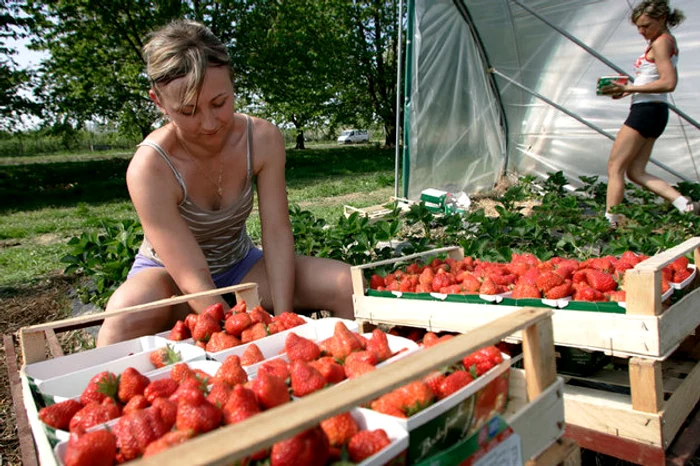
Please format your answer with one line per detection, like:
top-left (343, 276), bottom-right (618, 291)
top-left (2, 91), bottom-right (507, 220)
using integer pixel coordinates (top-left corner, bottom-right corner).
top-left (601, 0), bottom-right (696, 227)
top-left (97, 20), bottom-right (354, 346)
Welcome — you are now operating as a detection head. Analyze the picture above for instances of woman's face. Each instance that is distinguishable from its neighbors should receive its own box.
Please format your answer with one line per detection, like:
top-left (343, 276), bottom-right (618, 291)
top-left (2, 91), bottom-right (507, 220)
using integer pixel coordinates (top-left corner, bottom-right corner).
top-left (635, 14), bottom-right (666, 42)
top-left (152, 66), bottom-right (236, 142)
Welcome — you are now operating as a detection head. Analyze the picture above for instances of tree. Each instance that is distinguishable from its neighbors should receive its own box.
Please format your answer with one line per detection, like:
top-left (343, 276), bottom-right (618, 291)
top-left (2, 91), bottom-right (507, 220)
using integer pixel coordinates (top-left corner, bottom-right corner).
top-left (234, 0), bottom-right (349, 149)
top-left (336, 0), bottom-right (402, 146)
top-left (0, 0), bottom-right (39, 131)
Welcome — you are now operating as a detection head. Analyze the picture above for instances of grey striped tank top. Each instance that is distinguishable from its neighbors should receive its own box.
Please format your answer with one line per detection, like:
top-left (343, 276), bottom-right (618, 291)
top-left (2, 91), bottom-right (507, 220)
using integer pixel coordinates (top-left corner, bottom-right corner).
top-left (136, 115), bottom-right (255, 275)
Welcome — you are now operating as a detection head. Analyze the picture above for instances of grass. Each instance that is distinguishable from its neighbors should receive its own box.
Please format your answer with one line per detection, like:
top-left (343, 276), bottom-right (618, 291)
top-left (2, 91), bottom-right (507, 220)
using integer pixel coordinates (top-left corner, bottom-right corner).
top-left (0, 143), bottom-right (397, 288)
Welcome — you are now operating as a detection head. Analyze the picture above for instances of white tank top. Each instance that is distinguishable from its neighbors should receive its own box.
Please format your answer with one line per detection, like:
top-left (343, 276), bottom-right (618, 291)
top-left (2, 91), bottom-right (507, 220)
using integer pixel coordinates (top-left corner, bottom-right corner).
top-left (632, 34), bottom-right (678, 105)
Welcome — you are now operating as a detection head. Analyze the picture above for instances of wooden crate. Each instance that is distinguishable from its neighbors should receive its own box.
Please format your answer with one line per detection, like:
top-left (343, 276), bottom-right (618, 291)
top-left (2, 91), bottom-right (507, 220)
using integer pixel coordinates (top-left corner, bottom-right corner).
top-left (351, 238), bottom-right (700, 358)
top-left (5, 283), bottom-right (569, 465)
top-left (343, 196), bottom-right (414, 222)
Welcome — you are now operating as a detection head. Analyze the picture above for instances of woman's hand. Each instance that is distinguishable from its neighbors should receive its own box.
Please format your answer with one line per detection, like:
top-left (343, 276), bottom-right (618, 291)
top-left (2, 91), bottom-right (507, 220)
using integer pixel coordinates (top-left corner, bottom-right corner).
top-left (600, 83), bottom-right (629, 96)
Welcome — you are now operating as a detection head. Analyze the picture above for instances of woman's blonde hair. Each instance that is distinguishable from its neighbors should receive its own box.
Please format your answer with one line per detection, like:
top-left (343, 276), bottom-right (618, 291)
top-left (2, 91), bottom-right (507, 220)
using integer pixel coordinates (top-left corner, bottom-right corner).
top-left (631, 1), bottom-right (686, 28)
top-left (143, 20), bottom-right (232, 109)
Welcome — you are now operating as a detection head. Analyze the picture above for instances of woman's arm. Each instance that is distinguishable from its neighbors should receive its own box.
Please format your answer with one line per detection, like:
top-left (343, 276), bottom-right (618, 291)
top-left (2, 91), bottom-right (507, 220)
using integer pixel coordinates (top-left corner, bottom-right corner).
top-left (602, 37), bottom-right (677, 97)
top-left (127, 147), bottom-right (227, 313)
top-left (253, 119), bottom-right (296, 315)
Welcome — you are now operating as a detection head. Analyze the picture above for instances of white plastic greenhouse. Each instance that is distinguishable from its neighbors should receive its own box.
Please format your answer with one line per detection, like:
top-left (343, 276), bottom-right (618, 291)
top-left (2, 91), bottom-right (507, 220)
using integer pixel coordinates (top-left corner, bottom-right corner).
top-left (401, 0), bottom-right (700, 200)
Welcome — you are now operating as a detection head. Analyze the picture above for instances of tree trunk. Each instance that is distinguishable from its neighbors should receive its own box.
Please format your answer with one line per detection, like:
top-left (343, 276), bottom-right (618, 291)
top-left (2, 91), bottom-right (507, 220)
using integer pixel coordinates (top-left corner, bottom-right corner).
top-left (295, 130), bottom-right (306, 150)
top-left (384, 124), bottom-right (396, 148)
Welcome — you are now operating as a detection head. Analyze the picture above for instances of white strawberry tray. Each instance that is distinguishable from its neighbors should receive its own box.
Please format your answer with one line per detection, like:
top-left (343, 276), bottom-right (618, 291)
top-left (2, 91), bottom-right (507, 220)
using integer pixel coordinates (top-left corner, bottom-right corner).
top-left (35, 342), bottom-right (206, 404)
top-left (23, 335), bottom-right (171, 384)
top-left (670, 264), bottom-right (697, 290)
top-left (45, 359), bottom-right (222, 449)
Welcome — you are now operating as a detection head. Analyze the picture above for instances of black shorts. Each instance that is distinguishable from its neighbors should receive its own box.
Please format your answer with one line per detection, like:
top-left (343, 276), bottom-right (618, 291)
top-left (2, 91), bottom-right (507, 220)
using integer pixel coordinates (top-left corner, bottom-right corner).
top-left (623, 102), bottom-right (669, 139)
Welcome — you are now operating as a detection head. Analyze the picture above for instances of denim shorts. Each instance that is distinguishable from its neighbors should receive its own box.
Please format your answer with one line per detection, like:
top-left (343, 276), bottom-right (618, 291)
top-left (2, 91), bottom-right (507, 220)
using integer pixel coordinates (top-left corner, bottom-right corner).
top-left (127, 247), bottom-right (264, 288)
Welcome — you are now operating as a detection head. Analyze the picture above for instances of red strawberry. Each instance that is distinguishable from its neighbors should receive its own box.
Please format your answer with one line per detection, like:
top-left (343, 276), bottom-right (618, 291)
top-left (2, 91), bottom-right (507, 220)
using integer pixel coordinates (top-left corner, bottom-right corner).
top-left (225, 312), bottom-right (253, 337)
top-left (184, 313), bottom-right (199, 333)
top-left (250, 372), bottom-right (290, 409)
top-left (670, 256), bottom-right (690, 273)
top-left (274, 312), bottom-right (307, 330)
top-left (175, 391), bottom-right (223, 434)
top-left (69, 398), bottom-right (121, 432)
top-left (370, 392), bottom-right (407, 418)
top-left (606, 290), bottom-right (627, 302)
top-left (143, 378), bottom-right (179, 403)
top-left (249, 306), bottom-right (274, 325)
top-left (241, 322), bottom-right (269, 343)
top-left (544, 280), bottom-right (573, 299)
top-left (585, 269), bottom-right (618, 292)
top-left (285, 332), bottom-right (322, 362)
top-left (240, 343), bottom-right (266, 366)
top-left (203, 302), bottom-right (225, 323)
top-left (230, 300), bottom-right (247, 314)
top-left (113, 408), bottom-right (170, 462)
top-left (149, 344), bottom-right (182, 369)
top-left (215, 354), bottom-right (249, 386)
top-left (673, 268), bottom-right (692, 283)
top-left (223, 384), bottom-right (261, 425)
top-left (270, 427), bottom-right (329, 466)
top-left (321, 412), bottom-right (359, 447)
top-left (257, 358), bottom-right (291, 381)
top-left (122, 394), bottom-right (150, 415)
top-left (193, 313), bottom-right (221, 342)
top-left (344, 350), bottom-right (379, 368)
top-left (573, 285), bottom-right (606, 302)
top-left (535, 271), bottom-right (565, 293)
top-left (479, 276), bottom-right (499, 295)
top-left (396, 381), bottom-right (434, 415)
top-left (365, 329), bottom-right (393, 362)
top-left (118, 367), bottom-right (150, 403)
top-left (168, 320), bottom-right (191, 341)
top-left (206, 331), bottom-right (241, 353)
top-left (290, 360), bottom-right (327, 397)
top-left (462, 346), bottom-right (503, 377)
top-left (369, 274), bottom-right (385, 289)
top-left (512, 282), bottom-right (541, 299)
top-left (348, 429), bottom-right (391, 462)
top-left (170, 363), bottom-right (194, 383)
top-left (79, 371), bottom-right (118, 406)
top-left (309, 357), bottom-right (346, 384)
top-left (330, 322), bottom-right (363, 360)
top-left (150, 397), bottom-right (177, 428)
top-left (422, 371), bottom-right (446, 398)
top-left (64, 429), bottom-right (117, 466)
top-left (143, 430), bottom-right (194, 457)
top-left (437, 370), bottom-right (474, 399)
top-left (169, 376), bottom-right (209, 405)
top-left (38, 399), bottom-right (83, 430)
top-left (206, 381), bottom-right (233, 408)
top-left (422, 332), bottom-right (440, 348)
top-left (343, 359), bottom-right (376, 379)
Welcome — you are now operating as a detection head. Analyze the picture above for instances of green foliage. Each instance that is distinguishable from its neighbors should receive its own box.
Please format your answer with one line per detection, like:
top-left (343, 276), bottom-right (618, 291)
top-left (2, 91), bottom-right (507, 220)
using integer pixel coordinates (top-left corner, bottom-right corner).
top-left (61, 219), bottom-right (143, 307)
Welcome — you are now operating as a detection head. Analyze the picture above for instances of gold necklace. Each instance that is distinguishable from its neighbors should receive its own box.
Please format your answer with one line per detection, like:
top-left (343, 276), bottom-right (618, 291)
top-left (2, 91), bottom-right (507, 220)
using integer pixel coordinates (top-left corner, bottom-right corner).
top-left (177, 135), bottom-right (225, 201)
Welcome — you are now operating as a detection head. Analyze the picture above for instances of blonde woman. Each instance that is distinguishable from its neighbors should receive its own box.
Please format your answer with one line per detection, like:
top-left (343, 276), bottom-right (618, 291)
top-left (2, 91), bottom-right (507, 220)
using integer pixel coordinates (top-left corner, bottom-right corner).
top-left (601, 0), bottom-right (697, 227)
top-left (97, 20), bottom-right (353, 346)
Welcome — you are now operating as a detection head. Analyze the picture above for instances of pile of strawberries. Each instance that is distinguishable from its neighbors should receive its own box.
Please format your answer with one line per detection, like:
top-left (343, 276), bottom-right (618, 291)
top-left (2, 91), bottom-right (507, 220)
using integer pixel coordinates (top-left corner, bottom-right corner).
top-left (369, 333), bottom-right (506, 421)
top-left (43, 357), bottom-right (396, 465)
top-left (42, 321), bottom-right (403, 465)
top-left (166, 301), bottom-right (307, 352)
top-left (369, 252), bottom-right (694, 303)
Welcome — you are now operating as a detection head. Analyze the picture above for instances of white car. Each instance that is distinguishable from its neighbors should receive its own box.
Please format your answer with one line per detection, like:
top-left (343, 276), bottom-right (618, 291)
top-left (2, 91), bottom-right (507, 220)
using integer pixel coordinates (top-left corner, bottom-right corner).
top-left (337, 129), bottom-right (369, 144)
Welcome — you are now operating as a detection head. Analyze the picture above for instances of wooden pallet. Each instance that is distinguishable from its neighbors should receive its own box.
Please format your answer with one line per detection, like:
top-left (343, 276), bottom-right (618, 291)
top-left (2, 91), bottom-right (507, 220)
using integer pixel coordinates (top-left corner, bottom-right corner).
top-left (5, 283), bottom-right (569, 465)
top-left (351, 238), bottom-right (700, 358)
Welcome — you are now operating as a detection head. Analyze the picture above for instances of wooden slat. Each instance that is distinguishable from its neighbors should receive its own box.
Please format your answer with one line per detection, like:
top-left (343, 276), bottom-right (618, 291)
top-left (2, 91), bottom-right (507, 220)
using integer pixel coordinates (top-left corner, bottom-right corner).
top-left (131, 307), bottom-right (552, 466)
top-left (634, 237), bottom-right (700, 271)
top-left (526, 438), bottom-right (580, 466)
top-left (665, 403), bottom-right (700, 466)
top-left (44, 329), bottom-right (64, 358)
top-left (19, 329), bottom-right (46, 365)
top-left (522, 317), bottom-right (557, 401)
top-left (624, 268), bottom-right (661, 316)
top-left (629, 357), bottom-right (663, 413)
top-left (565, 424), bottom-right (666, 466)
top-left (661, 357), bottom-right (700, 448)
top-left (658, 286), bottom-right (700, 355)
top-left (21, 283), bottom-right (258, 333)
top-left (3, 334), bottom-right (39, 466)
top-left (350, 245), bottom-right (463, 271)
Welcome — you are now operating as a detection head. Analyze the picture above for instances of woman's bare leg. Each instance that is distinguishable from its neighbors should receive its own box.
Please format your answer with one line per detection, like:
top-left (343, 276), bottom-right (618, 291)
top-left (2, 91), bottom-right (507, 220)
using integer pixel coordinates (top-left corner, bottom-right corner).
top-left (96, 268), bottom-right (189, 346)
top-left (606, 125), bottom-right (649, 213)
top-left (626, 137), bottom-right (684, 202)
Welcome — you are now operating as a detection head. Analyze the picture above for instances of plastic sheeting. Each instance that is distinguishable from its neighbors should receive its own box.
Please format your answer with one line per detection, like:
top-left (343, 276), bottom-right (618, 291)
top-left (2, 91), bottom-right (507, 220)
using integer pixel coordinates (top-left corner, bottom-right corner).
top-left (405, 0), bottom-right (700, 199)
top-left (405, 0), bottom-right (507, 200)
